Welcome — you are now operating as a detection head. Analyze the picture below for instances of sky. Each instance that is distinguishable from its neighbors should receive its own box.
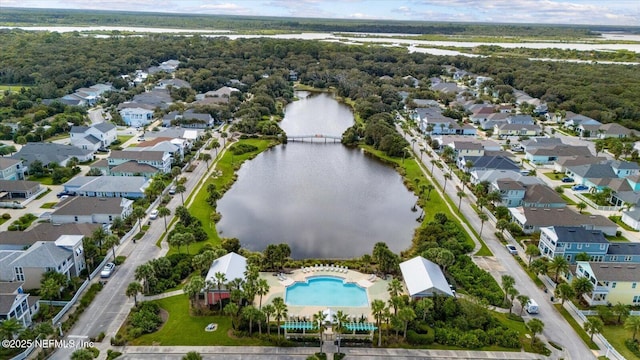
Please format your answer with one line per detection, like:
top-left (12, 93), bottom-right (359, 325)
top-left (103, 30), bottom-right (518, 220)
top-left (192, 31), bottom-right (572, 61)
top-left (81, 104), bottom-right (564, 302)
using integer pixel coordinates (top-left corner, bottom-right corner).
top-left (4, 0), bottom-right (639, 26)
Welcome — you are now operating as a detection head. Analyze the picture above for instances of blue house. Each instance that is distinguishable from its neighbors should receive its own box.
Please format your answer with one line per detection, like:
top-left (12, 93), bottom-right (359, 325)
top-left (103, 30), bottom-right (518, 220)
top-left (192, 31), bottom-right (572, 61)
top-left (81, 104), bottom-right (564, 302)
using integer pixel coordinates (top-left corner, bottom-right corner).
top-left (538, 226), bottom-right (609, 263)
top-left (604, 243), bottom-right (640, 263)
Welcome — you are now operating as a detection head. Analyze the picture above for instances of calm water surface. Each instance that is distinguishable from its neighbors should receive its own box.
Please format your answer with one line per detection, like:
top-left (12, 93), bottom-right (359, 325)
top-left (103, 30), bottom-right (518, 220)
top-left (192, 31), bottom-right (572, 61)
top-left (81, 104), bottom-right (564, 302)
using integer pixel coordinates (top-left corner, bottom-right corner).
top-left (216, 92), bottom-right (418, 259)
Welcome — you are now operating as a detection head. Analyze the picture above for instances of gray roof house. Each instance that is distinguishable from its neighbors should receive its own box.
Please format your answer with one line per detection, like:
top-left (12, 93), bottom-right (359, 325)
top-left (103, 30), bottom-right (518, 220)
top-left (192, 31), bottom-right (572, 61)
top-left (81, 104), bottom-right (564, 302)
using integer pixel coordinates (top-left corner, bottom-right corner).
top-left (162, 109), bottom-right (215, 129)
top-left (109, 150), bottom-right (171, 174)
top-left (0, 281), bottom-right (39, 327)
top-left (11, 143), bottom-right (94, 168)
top-left (400, 256), bottom-right (453, 299)
top-left (0, 223), bottom-right (100, 251)
top-left (63, 176), bottom-right (151, 199)
top-left (525, 145), bottom-right (592, 165)
top-left (51, 197), bottom-right (133, 225)
top-left (509, 207), bottom-right (617, 235)
top-left (0, 179), bottom-right (42, 199)
top-left (522, 184), bottom-right (566, 208)
top-left (0, 158), bottom-right (25, 180)
top-left (598, 123), bottom-right (634, 139)
top-left (458, 155), bottom-right (520, 173)
top-left (156, 78), bottom-right (191, 89)
top-left (70, 122), bottom-right (117, 151)
top-left (8, 241), bottom-right (76, 289)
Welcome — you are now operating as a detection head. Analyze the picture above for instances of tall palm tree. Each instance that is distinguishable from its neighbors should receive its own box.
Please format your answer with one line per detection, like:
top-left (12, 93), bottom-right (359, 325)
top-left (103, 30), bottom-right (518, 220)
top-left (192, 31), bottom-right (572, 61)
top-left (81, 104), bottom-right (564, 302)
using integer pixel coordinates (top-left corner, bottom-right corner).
top-left (185, 275), bottom-right (205, 308)
top-left (157, 206), bottom-right (171, 232)
top-left (478, 213), bottom-right (488, 237)
top-left (443, 173), bottom-right (452, 193)
top-left (333, 310), bottom-right (349, 353)
top-left (387, 278), bottom-right (403, 298)
top-left (131, 206), bottom-right (146, 233)
top-left (525, 245), bottom-right (540, 266)
top-left (526, 318), bottom-right (544, 345)
top-left (501, 275), bottom-right (515, 306)
top-left (175, 184), bottom-right (187, 205)
top-left (572, 276), bottom-right (594, 299)
top-left (624, 316), bottom-right (640, 341)
top-left (425, 184), bottom-right (435, 200)
top-left (554, 283), bottom-right (575, 305)
top-left (135, 263), bottom-right (155, 294)
top-left (211, 139), bottom-right (221, 157)
top-left (550, 256), bottom-right (570, 283)
top-left (0, 318), bottom-right (22, 340)
top-left (262, 304), bottom-right (275, 336)
top-left (126, 281), bottom-right (143, 306)
top-left (517, 295), bottom-right (530, 316)
top-left (91, 227), bottom-right (108, 255)
top-left (273, 297), bottom-right (288, 338)
top-left (242, 305), bottom-right (260, 336)
top-left (371, 300), bottom-right (386, 347)
top-left (255, 278), bottom-right (269, 309)
top-left (313, 310), bottom-right (326, 353)
top-left (214, 272), bottom-right (227, 311)
top-left (397, 306), bottom-right (416, 339)
top-left (584, 317), bottom-right (604, 342)
top-left (103, 234), bottom-right (120, 260)
top-left (456, 190), bottom-right (466, 212)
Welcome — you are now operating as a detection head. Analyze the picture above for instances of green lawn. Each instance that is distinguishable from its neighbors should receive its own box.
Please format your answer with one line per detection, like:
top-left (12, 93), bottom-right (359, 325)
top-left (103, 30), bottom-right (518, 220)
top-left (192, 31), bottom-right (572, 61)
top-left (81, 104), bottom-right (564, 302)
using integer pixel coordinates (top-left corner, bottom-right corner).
top-left (167, 138), bottom-right (277, 255)
top-left (27, 175), bottom-right (54, 185)
top-left (554, 304), bottom-right (599, 350)
top-left (560, 194), bottom-right (577, 206)
top-left (40, 202), bottom-right (57, 209)
top-left (605, 234), bottom-right (630, 242)
top-left (129, 295), bottom-right (269, 346)
top-left (0, 84), bottom-right (31, 92)
top-left (609, 215), bottom-right (639, 232)
top-left (117, 135), bottom-right (133, 144)
top-left (601, 324), bottom-right (639, 360)
top-left (542, 171), bottom-right (562, 181)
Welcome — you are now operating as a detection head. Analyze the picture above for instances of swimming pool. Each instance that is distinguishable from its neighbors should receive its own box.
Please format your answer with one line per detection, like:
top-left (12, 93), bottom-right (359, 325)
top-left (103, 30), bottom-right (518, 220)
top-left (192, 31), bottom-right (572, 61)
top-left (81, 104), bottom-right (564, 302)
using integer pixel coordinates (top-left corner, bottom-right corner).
top-left (285, 276), bottom-right (369, 307)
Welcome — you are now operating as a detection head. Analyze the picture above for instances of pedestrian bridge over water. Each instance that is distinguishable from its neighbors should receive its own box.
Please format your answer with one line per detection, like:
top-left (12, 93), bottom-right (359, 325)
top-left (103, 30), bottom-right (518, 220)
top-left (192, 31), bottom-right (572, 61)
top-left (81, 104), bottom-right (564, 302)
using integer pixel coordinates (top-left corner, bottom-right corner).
top-left (288, 134), bottom-right (341, 143)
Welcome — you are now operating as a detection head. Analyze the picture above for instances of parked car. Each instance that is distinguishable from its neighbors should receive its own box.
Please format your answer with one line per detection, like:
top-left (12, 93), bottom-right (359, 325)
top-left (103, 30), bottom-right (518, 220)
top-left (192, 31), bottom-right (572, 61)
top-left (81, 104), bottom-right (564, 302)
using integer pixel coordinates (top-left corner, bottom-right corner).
top-left (168, 186), bottom-right (176, 195)
top-left (56, 191), bottom-right (77, 198)
top-left (100, 262), bottom-right (116, 278)
top-left (561, 177), bottom-right (575, 183)
top-left (572, 184), bottom-right (589, 191)
top-left (505, 244), bottom-right (518, 255)
top-left (149, 209), bottom-right (159, 220)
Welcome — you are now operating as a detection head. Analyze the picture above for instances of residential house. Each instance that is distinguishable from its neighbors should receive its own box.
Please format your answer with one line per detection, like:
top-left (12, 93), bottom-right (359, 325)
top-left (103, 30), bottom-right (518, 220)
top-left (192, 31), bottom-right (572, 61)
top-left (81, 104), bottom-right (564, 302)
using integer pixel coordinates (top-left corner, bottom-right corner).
top-left (411, 99), bottom-right (440, 108)
top-left (289, 70), bottom-right (298, 81)
top-left (0, 158), bottom-right (24, 180)
top-left (109, 150), bottom-right (171, 174)
top-left (434, 136), bottom-right (501, 152)
top-left (611, 160), bottom-right (640, 178)
top-left (478, 112), bottom-right (510, 131)
top-left (577, 123), bottom-right (601, 138)
top-left (520, 137), bottom-right (563, 153)
top-left (50, 197), bottom-right (133, 225)
top-left (194, 86), bottom-right (240, 105)
top-left (469, 106), bottom-right (496, 125)
top-left (117, 103), bottom-right (155, 127)
top-left (538, 226), bottom-right (609, 263)
top-left (0, 223), bottom-right (100, 251)
top-left (431, 82), bottom-right (462, 94)
top-left (134, 137), bottom-right (185, 159)
top-left (470, 169), bottom-right (544, 186)
top-left (63, 176), bottom-right (151, 199)
top-left (399, 256), bottom-right (453, 299)
top-left (604, 243), bottom-right (640, 263)
top-left (447, 141), bottom-right (484, 158)
top-left (525, 145), bottom-right (592, 165)
top-left (11, 143), bottom-right (94, 168)
top-left (492, 179), bottom-right (526, 207)
top-left (513, 90), bottom-right (547, 114)
top-left (162, 109), bottom-right (215, 128)
top-left (553, 155), bottom-right (607, 174)
top-left (204, 252), bottom-right (247, 304)
top-left (5, 241), bottom-right (77, 289)
top-left (156, 78), bottom-right (190, 89)
top-left (89, 159), bottom-right (109, 176)
top-left (598, 123), bottom-right (634, 139)
top-left (569, 261), bottom-right (640, 306)
top-left (0, 282), bottom-right (39, 327)
top-left (565, 160), bottom-right (640, 191)
top-left (70, 122), bottom-right (117, 151)
top-left (507, 114), bottom-right (535, 125)
top-left (144, 128), bottom-right (203, 145)
top-left (521, 184), bottom-right (566, 208)
top-left (621, 209), bottom-right (640, 231)
top-left (148, 59), bottom-right (179, 74)
top-left (509, 207), bottom-right (617, 235)
top-left (564, 114), bottom-right (601, 129)
top-left (494, 123), bottom-right (541, 137)
top-left (457, 155), bottom-right (520, 173)
top-left (403, 75), bottom-right (419, 88)
top-left (131, 89), bottom-right (172, 110)
top-left (0, 180), bottom-right (41, 199)
top-left (109, 161), bottom-right (162, 178)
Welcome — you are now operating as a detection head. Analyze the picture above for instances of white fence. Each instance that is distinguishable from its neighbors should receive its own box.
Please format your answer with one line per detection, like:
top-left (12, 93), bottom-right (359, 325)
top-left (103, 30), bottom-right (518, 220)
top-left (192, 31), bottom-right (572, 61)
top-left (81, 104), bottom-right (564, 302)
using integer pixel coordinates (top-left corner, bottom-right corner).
top-left (574, 193), bottom-right (622, 212)
top-left (566, 301), bottom-right (626, 360)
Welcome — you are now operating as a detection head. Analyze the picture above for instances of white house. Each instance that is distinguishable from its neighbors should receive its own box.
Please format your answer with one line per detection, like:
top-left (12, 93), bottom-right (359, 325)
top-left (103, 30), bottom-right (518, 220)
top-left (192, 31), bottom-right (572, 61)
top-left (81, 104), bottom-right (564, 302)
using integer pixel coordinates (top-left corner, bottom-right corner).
top-left (204, 252), bottom-right (247, 304)
top-left (118, 103), bottom-right (155, 127)
top-left (70, 122), bottom-right (117, 151)
top-left (0, 158), bottom-right (25, 180)
top-left (0, 282), bottom-right (39, 327)
top-left (399, 256), bottom-right (453, 299)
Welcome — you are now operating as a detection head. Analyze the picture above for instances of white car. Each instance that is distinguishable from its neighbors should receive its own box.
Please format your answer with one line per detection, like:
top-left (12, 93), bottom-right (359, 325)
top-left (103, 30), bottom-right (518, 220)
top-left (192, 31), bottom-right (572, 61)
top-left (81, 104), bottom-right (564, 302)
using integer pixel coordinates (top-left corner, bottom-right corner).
top-left (100, 262), bottom-right (115, 278)
top-left (505, 244), bottom-right (518, 255)
top-left (149, 209), bottom-right (159, 220)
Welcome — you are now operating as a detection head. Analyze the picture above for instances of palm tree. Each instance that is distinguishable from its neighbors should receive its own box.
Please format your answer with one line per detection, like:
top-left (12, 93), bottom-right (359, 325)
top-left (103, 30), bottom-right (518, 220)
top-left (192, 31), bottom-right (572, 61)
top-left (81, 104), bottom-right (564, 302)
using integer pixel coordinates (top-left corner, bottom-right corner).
top-left (572, 276), bottom-right (594, 299)
top-left (387, 278), bottom-right (403, 298)
top-left (517, 295), bottom-right (530, 316)
top-left (0, 318), bottom-right (22, 340)
top-left (333, 310), bottom-right (349, 353)
top-left (91, 227), bottom-right (108, 255)
top-left (478, 213), bottom-right (489, 237)
top-left (183, 233), bottom-right (195, 254)
top-left (398, 306), bottom-right (416, 339)
top-left (220, 131), bottom-right (228, 147)
top-left (103, 234), bottom-right (120, 260)
top-left (158, 206), bottom-right (171, 232)
top-left (476, 196), bottom-right (488, 210)
top-left (507, 287), bottom-right (519, 314)
top-left (255, 278), bottom-right (269, 309)
top-left (550, 256), bottom-right (570, 283)
top-left (262, 304), bottom-right (275, 336)
top-left (456, 190), bottom-right (466, 212)
top-left (40, 278), bottom-right (60, 315)
top-left (135, 263), bottom-right (155, 294)
top-left (313, 310), bottom-right (326, 353)
top-left (430, 159), bottom-right (438, 174)
top-left (443, 173), bottom-right (452, 193)
top-left (184, 275), bottom-right (205, 308)
top-left (273, 296), bottom-right (288, 338)
top-left (175, 184), bottom-right (187, 205)
top-left (371, 299), bottom-right (386, 347)
top-left (584, 317), bottom-right (604, 342)
top-left (131, 206), bottom-right (146, 232)
top-left (214, 271), bottom-right (227, 312)
top-left (425, 184), bottom-right (435, 200)
top-left (169, 233), bottom-right (185, 253)
top-left (554, 283), bottom-right (575, 305)
top-left (526, 318), bottom-right (544, 345)
top-left (486, 190), bottom-right (503, 207)
top-left (525, 245), bottom-right (540, 266)
top-left (242, 305), bottom-right (260, 336)
top-left (501, 275), bottom-right (515, 306)
top-left (415, 297), bottom-right (433, 321)
top-left (613, 302), bottom-right (630, 324)
top-left (625, 316), bottom-right (640, 341)
top-left (211, 139), bottom-right (221, 157)
top-left (576, 201), bottom-right (587, 213)
top-left (224, 303), bottom-right (239, 329)
top-left (110, 216), bottom-right (125, 236)
top-left (126, 282), bottom-right (143, 306)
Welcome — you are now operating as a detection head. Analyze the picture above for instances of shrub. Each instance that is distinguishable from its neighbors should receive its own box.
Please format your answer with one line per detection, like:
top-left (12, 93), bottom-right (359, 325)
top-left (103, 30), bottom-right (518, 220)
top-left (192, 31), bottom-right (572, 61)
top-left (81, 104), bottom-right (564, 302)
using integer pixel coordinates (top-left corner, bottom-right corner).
top-left (626, 339), bottom-right (640, 358)
top-left (2, 213), bottom-right (10, 219)
top-left (114, 256), bottom-right (126, 265)
top-left (230, 143), bottom-right (258, 155)
top-left (406, 329), bottom-right (434, 345)
top-left (106, 350), bottom-right (123, 359)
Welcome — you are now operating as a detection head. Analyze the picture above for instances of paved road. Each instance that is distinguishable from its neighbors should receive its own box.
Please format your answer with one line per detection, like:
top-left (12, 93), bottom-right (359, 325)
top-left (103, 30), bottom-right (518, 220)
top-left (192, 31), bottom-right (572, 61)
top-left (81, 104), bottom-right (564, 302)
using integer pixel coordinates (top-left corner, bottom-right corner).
top-left (51, 133), bottom-right (223, 359)
top-left (397, 122), bottom-right (596, 360)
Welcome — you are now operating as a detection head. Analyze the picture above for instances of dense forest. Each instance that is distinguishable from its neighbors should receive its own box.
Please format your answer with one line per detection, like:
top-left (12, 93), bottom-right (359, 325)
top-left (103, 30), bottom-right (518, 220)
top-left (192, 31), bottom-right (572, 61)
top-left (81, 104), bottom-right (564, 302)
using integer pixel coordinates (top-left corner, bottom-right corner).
top-left (2, 29), bottom-right (640, 130)
top-left (0, 7), bottom-right (623, 38)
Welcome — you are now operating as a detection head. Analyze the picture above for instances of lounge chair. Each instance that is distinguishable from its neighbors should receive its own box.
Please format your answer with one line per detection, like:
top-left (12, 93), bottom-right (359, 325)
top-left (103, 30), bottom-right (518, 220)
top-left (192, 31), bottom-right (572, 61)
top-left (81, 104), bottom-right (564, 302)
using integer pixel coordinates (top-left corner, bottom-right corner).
top-left (343, 266), bottom-right (348, 273)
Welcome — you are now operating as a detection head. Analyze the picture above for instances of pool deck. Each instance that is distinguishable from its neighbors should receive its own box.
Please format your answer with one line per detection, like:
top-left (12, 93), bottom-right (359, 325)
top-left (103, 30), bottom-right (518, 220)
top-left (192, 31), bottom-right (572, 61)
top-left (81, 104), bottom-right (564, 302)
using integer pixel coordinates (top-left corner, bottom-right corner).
top-left (258, 267), bottom-right (390, 322)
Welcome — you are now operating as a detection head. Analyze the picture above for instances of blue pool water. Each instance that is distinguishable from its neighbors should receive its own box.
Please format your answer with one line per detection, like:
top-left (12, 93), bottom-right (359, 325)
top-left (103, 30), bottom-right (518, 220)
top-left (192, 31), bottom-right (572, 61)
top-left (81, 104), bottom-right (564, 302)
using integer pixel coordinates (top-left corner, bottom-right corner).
top-left (285, 276), bottom-right (369, 307)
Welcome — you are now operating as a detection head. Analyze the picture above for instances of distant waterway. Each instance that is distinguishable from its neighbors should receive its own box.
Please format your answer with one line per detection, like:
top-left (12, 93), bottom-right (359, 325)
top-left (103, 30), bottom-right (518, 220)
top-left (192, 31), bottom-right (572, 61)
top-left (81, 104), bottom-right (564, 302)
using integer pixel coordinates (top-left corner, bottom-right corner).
top-left (216, 92), bottom-right (419, 259)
